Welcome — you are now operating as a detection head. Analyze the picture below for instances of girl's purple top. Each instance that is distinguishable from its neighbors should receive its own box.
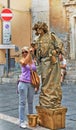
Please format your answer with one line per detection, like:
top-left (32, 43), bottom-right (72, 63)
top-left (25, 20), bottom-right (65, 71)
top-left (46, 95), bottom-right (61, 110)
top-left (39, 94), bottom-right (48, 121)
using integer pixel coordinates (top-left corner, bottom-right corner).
top-left (19, 62), bottom-right (36, 83)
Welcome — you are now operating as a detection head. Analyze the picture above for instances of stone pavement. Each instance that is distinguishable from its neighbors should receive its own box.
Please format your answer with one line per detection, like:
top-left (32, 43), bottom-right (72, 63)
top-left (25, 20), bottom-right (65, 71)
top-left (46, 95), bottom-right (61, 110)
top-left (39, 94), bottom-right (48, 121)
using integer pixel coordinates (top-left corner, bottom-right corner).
top-left (0, 83), bottom-right (76, 130)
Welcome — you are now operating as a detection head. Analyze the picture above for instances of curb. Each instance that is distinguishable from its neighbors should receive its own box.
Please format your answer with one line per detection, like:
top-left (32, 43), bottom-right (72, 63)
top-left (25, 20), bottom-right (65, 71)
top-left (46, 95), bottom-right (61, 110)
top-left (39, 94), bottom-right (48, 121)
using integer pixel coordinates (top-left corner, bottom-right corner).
top-left (0, 77), bottom-right (18, 84)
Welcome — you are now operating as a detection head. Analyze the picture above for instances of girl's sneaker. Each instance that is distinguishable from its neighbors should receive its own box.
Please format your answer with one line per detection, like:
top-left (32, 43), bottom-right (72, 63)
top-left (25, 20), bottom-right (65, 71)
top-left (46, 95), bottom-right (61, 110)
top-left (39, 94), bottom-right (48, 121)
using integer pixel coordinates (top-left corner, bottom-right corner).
top-left (20, 123), bottom-right (27, 129)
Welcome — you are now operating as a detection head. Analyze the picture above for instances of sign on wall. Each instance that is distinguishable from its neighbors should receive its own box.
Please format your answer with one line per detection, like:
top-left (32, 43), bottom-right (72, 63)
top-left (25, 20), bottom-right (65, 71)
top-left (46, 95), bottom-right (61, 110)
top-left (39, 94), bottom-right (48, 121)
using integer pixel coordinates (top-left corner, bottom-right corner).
top-left (3, 21), bottom-right (11, 44)
top-left (1, 8), bottom-right (13, 44)
top-left (1, 8), bottom-right (13, 21)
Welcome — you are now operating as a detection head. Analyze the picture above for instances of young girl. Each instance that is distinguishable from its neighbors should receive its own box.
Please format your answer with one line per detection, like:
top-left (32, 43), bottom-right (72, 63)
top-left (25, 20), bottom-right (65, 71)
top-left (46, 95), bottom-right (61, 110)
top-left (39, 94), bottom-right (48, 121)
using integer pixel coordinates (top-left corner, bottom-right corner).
top-left (18, 46), bottom-right (37, 128)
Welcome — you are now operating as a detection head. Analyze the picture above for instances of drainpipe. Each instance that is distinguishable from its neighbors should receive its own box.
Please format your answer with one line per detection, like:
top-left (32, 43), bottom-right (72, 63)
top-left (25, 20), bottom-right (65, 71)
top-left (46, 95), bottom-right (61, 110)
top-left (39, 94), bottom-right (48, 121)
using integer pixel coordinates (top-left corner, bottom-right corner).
top-left (8, 0), bottom-right (10, 8)
top-left (6, 0), bottom-right (10, 76)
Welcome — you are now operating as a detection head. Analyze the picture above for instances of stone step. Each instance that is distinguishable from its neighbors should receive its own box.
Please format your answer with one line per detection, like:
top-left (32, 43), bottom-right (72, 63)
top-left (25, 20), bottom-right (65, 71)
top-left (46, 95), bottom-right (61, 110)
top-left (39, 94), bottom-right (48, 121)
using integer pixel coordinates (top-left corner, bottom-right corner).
top-left (66, 70), bottom-right (76, 74)
top-left (64, 79), bottom-right (76, 85)
top-left (67, 59), bottom-right (76, 63)
top-left (0, 62), bottom-right (76, 84)
top-left (66, 60), bottom-right (76, 68)
top-left (65, 75), bottom-right (76, 80)
top-left (64, 59), bottom-right (76, 84)
top-left (67, 67), bottom-right (76, 71)
top-left (0, 77), bottom-right (18, 84)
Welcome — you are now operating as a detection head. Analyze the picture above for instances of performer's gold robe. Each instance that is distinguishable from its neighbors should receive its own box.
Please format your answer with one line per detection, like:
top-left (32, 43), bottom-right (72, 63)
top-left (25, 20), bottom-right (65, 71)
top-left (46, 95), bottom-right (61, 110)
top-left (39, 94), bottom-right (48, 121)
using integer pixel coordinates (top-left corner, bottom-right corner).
top-left (35, 32), bottom-right (64, 109)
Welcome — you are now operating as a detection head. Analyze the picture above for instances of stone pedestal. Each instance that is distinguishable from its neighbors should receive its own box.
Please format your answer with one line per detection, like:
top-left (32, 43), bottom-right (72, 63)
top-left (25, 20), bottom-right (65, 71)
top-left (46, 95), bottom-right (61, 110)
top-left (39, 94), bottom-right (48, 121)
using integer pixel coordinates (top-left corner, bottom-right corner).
top-left (36, 106), bottom-right (67, 130)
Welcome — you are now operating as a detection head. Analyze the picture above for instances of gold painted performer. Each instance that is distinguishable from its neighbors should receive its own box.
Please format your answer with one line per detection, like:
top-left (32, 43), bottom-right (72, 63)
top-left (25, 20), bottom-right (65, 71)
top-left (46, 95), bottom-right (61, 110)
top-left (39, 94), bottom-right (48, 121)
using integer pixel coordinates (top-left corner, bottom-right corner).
top-left (32, 21), bottom-right (64, 109)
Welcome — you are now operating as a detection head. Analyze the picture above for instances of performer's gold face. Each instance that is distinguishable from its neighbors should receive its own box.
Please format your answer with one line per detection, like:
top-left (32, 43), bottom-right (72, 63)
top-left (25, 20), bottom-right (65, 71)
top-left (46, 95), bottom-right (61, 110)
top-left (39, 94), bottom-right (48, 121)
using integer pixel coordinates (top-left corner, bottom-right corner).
top-left (37, 28), bottom-right (44, 36)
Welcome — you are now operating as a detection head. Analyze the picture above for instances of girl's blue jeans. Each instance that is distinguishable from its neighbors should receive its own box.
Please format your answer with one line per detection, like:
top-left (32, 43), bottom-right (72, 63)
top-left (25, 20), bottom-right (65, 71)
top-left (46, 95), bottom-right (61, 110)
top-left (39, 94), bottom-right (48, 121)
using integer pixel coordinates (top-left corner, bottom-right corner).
top-left (18, 81), bottom-right (34, 123)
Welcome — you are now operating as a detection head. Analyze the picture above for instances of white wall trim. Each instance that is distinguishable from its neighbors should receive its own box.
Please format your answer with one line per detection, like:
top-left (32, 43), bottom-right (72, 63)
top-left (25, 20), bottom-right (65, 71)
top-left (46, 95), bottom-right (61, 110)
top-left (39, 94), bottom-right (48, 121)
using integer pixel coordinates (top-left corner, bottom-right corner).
top-left (70, 14), bottom-right (76, 59)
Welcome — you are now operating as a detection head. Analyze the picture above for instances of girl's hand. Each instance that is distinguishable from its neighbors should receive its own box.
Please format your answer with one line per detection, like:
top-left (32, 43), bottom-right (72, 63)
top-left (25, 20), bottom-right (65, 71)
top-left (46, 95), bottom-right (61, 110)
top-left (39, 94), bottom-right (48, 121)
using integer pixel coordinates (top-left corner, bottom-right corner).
top-left (35, 87), bottom-right (38, 92)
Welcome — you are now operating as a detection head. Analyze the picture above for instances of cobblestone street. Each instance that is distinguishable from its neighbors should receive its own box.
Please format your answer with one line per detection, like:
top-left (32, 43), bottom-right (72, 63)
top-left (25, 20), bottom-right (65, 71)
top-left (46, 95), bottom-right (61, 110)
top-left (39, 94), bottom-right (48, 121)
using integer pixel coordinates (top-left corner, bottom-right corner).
top-left (0, 83), bottom-right (76, 130)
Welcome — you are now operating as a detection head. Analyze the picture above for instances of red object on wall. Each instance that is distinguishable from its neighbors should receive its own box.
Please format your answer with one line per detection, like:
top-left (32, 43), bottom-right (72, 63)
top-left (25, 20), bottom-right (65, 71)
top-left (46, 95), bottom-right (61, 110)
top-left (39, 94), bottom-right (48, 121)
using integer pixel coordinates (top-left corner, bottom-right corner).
top-left (1, 8), bottom-right (13, 21)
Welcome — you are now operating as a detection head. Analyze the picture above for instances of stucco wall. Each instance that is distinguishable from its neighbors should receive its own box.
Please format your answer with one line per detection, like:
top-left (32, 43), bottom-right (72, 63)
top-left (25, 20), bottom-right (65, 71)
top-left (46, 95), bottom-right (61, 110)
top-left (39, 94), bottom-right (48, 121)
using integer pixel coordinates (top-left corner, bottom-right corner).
top-left (49, 0), bottom-right (69, 57)
top-left (49, 0), bottom-right (68, 33)
top-left (0, 0), bottom-right (31, 64)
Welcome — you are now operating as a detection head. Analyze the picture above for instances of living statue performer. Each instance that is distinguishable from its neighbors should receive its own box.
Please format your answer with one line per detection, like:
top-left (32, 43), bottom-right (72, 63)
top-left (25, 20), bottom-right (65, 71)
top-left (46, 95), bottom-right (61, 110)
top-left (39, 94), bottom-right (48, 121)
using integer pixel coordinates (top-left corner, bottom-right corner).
top-left (32, 21), bottom-right (64, 109)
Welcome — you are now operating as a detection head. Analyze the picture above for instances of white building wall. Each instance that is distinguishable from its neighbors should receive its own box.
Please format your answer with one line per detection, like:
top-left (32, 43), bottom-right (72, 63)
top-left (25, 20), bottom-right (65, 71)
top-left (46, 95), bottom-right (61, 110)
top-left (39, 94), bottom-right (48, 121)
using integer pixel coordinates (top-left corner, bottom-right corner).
top-left (31, 0), bottom-right (49, 40)
top-left (70, 11), bottom-right (76, 59)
